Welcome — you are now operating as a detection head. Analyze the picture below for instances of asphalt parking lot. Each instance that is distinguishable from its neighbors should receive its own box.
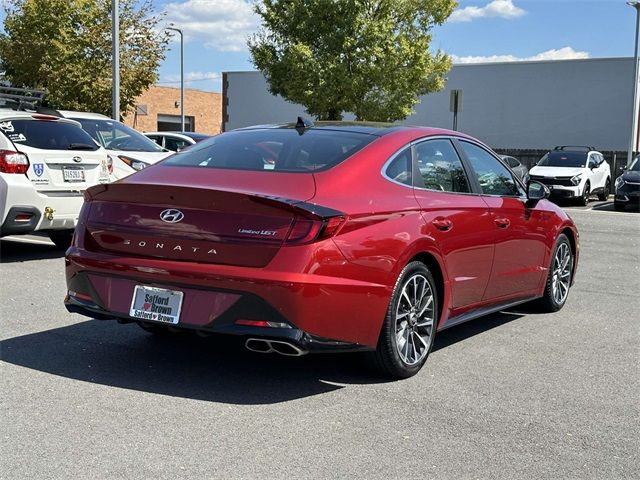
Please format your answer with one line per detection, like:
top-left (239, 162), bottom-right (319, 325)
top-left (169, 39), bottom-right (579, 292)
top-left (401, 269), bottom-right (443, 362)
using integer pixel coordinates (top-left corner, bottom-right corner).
top-left (1, 202), bottom-right (638, 480)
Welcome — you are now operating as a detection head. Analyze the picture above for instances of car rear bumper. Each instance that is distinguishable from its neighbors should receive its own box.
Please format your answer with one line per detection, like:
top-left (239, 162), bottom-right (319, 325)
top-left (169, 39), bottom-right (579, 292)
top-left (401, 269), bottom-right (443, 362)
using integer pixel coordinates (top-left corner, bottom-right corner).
top-left (64, 248), bottom-right (392, 349)
top-left (0, 175), bottom-right (85, 234)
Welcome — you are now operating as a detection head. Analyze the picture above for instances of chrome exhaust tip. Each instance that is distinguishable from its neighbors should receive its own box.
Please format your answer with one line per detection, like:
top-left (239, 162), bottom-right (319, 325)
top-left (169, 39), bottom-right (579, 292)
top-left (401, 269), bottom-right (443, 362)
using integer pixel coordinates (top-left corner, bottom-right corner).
top-left (244, 338), bottom-right (307, 357)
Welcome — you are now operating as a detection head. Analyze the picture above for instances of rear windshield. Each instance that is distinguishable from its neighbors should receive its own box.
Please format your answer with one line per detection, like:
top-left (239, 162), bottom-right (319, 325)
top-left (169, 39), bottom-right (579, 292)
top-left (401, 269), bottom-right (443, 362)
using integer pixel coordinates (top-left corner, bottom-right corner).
top-left (161, 128), bottom-right (377, 172)
top-left (538, 151), bottom-right (587, 168)
top-left (73, 118), bottom-right (164, 153)
top-left (0, 119), bottom-right (99, 151)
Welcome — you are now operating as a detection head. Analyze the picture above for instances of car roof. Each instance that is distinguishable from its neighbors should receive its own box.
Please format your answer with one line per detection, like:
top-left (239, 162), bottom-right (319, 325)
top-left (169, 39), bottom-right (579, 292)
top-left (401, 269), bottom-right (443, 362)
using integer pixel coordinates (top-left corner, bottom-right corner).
top-left (234, 121), bottom-right (460, 138)
top-left (58, 110), bottom-right (111, 120)
top-left (0, 110), bottom-right (81, 126)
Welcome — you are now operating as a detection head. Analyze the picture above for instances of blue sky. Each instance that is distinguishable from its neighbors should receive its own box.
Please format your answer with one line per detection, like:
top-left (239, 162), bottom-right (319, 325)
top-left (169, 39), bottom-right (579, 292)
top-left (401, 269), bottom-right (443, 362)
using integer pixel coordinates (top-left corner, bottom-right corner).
top-left (2, 1), bottom-right (637, 92)
top-left (154, 0), bottom-right (638, 92)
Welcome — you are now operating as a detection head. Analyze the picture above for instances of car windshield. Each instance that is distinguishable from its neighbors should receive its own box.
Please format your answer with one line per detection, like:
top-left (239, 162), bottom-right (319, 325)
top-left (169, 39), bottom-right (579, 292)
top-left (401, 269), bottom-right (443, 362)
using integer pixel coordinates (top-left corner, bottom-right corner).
top-left (629, 156), bottom-right (640, 171)
top-left (161, 128), bottom-right (377, 172)
top-left (73, 118), bottom-right (164, 152)
top-left (0, 119), bottom-right (99, 151)
top-left (537, 151), bottom-right (587, 168)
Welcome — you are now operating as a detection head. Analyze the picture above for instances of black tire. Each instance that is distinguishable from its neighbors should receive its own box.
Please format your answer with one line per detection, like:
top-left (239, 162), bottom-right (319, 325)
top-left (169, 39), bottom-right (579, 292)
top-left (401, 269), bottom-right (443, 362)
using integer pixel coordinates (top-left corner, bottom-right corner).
top-left (597, 178), bottom-right (610, 201)
top-left (579, 182), bottom-right (590, 206)
top-left (370, 261), bottom-right (438, 379)
top-left (47, 230), bottom-right (74, 249)
top-left (614, 202), bottom-right (626, 212)
top-left (537, 234), bottom-right (574, 313)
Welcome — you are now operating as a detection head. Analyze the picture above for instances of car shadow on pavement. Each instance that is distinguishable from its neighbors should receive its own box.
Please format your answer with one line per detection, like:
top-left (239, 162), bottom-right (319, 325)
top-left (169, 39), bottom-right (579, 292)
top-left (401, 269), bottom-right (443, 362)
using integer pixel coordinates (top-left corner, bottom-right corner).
top-left (0, 238), bottom-right (65, 263)
top-left (1, 311), bottom-right (526, 405)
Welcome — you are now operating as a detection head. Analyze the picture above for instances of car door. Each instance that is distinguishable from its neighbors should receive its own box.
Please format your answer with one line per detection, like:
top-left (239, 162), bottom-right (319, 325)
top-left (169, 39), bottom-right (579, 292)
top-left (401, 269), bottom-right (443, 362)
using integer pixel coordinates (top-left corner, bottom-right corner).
top-left (594, 153), bottom-right (608, 189)
top-left (411, 137), bottom-right (495, 309)
top-left (456, 140), bottom-right (547, 301)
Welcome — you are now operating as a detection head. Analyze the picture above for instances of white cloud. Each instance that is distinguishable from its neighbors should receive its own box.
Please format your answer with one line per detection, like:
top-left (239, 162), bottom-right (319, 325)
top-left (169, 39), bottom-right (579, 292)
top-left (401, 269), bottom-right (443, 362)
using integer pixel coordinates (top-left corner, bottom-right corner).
top-left (159, 71), bottom-right (222, 89)
top-left (450, 0), bottom-right (526, 23)
top-left (451, 47), bottom-right (590, 64)
top-left (163, 0), bottom-right (258, 52)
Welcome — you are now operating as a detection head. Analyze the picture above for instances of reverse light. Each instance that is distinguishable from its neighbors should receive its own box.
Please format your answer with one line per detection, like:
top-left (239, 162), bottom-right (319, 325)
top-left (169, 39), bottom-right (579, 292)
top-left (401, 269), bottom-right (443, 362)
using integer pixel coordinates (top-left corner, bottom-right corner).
top-left (118, 155), bottom-right (149, 171)
top-left (570, 174), bottom-right (582, 186)
top-left (0, 150), bottom-right (29, 174)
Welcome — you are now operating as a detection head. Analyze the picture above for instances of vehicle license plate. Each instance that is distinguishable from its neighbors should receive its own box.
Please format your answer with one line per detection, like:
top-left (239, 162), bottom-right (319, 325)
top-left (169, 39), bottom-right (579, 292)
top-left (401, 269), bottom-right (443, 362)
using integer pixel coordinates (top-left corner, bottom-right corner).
top-left (129, 285), bottom-right (183, 324)
top-left (63, 167), bottom-right (85, 182)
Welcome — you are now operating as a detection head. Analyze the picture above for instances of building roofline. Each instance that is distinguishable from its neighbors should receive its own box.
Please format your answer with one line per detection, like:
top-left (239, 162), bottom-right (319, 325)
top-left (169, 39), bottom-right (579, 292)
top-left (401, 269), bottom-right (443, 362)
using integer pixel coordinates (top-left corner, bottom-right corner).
top-left (223, 56), bottom-right (633, 75)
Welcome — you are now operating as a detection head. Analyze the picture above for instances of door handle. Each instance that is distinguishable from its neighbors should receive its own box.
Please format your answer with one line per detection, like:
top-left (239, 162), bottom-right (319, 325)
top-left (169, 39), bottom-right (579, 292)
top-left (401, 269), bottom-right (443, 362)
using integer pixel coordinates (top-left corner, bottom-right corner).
top-left (494, 217), bottom-right (511, 228)
top-left (432, 217), bottom-right (453, 231)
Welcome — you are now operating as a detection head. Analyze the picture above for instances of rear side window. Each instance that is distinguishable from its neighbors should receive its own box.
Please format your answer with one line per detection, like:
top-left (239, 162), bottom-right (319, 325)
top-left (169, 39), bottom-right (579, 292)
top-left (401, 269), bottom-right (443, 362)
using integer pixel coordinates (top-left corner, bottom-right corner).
top-left (459, 141), bottom-right (523, 197)
top-left (385, 147), bottom-right (412, 186)
top-left (0, 119), bottom-right (99, 151)
top-left (162, 129), bottom-right (377, 172)
top-left (415, 139), bottom-right (471, 193)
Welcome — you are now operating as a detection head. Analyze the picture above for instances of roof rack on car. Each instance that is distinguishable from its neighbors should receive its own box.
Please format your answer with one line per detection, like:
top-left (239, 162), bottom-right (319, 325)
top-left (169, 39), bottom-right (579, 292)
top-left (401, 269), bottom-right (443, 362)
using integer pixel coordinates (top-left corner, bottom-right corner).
top-left (553, 145), bottom-right (595, 152)
top-left (0, 85), bottom-right (46, 112)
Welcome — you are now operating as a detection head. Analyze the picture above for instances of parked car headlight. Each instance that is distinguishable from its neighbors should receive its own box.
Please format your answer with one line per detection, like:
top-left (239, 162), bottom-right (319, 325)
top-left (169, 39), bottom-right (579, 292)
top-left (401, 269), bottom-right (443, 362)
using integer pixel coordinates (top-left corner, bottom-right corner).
top-left (615, 176), bottom-right (625, 189)
top-left (571, 174), bottom-right (582, 186)
top-left (119, 155), bottom-right (149, 171)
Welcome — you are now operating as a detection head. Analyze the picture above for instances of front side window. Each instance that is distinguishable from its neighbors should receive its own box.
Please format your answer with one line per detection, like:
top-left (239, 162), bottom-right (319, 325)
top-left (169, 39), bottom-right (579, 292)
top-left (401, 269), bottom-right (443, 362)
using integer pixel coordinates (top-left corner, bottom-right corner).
top-left (459, 141), bottom-right (523, 197)
top-left (162, 128), bottom-right (376, 172)
top-left (415, 139), bottom-right (471, 193)
top-left (74, 118), bottom-right (164, 152)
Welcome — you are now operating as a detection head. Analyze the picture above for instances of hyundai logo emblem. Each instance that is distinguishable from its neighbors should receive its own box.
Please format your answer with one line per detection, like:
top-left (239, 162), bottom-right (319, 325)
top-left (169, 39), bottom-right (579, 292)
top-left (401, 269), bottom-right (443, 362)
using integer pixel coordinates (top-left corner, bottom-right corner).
top-left (72, 156), bottom-right (82, 163)
top-left (160, 208), bottom-right (184, 223)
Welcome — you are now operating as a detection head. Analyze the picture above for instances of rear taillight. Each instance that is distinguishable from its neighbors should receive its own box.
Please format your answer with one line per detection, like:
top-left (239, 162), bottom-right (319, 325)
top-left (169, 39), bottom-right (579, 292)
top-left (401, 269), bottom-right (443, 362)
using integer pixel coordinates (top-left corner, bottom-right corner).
top-left (0, 150), bottom-right (29, 174)
top-left (106, 155), bottom-right (114, 174)
top-left (285, 216), bottom-right (346, 245)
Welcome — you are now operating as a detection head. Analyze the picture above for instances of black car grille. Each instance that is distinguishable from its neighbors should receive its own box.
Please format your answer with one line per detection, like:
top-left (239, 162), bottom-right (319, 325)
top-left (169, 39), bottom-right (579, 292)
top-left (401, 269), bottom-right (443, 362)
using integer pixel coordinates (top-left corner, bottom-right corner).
top-left (530, 175), bottom-right (574, 187)
top-left (619, 181), bottom-right (640, 193)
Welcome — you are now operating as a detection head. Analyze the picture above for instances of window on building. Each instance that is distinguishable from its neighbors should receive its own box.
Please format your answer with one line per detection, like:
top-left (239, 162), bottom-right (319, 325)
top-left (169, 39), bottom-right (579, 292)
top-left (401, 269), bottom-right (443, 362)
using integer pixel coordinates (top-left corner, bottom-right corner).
top-left (157, 114), bottom-right (194, 132)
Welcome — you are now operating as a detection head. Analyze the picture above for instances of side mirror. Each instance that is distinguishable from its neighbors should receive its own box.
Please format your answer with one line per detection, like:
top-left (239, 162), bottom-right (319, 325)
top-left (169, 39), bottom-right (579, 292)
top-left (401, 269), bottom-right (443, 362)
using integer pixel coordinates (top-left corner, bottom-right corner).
top-left (526, 180), bottom-right (550, 204)
top-left (588, 161), bottom-right (596, 169)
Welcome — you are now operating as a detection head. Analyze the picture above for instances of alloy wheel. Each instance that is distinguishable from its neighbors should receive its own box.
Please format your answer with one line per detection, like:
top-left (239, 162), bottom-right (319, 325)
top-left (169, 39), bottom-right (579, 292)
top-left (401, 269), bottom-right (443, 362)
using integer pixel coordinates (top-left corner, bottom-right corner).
top-left (394, 274), bottom-right (436, 366)
top-left (551, 242), bottom-right (572, 305)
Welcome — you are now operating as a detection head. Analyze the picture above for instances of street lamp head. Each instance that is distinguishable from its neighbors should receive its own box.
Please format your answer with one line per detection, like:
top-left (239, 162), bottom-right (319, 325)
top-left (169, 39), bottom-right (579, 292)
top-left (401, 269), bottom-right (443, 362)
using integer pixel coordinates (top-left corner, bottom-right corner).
top-left (628, 1), bottom-right (640, 8)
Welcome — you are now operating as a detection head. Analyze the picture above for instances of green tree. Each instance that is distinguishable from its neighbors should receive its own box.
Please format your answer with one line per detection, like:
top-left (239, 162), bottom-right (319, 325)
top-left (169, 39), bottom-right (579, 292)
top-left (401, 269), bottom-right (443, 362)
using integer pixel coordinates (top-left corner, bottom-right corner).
top-left (249, 0), bottom-right (456, 122)
top-left (0, 0), bottom-right (169, 117)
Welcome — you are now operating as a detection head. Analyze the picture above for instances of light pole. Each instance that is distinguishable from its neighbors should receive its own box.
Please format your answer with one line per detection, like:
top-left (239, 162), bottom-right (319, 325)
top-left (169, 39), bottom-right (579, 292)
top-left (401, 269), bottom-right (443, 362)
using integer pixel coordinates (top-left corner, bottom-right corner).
top-left (627, 1), bottom-right (640, 166)
top-left (111, 0), bottom-right (119, 121)
top-left (167, 25), bottom-right (185, 131)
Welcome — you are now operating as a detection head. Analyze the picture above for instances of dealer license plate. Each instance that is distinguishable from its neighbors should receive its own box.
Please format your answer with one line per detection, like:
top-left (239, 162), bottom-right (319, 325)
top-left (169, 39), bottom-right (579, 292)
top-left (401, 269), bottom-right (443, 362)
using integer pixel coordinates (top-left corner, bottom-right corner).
top-left (129, 285), bottom-right (183, 324)
top-left (63, 167), bottom-right (85, 182)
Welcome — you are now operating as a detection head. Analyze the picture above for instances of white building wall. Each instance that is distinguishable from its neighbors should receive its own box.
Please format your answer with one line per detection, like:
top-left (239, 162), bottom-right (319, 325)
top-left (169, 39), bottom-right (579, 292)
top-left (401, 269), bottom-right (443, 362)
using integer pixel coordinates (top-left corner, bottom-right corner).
top-left (224, 57), bottom-right (634, 151)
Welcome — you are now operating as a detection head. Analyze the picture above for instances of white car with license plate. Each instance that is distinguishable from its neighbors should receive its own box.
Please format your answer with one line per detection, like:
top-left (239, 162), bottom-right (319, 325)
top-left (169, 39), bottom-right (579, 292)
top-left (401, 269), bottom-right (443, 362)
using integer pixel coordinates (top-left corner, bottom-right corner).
top-left (528, 146), bottom-right (611, 206)
top-left (58, 111), bottom-right (171, 180)
top-left (0, 112), bottom-right (111, 247)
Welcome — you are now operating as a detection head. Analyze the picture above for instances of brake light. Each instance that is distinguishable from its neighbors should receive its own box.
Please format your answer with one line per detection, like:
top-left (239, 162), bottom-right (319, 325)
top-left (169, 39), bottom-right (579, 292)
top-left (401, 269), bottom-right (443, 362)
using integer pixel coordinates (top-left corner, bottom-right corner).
top-left (31, 114), bottom-right (59, 121)
top-left (285, 216), bottom-right (346, 244)
top-left (0, 150), bottom-right (29, 174)
top-left (106, 155), bottom-right (114, 174)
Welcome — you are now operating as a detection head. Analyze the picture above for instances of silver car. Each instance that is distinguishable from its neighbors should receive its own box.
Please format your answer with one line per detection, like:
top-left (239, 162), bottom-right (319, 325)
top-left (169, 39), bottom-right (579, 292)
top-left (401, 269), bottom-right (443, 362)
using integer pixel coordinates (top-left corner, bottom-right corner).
top-left (501, 155), bottom-right (529, 181)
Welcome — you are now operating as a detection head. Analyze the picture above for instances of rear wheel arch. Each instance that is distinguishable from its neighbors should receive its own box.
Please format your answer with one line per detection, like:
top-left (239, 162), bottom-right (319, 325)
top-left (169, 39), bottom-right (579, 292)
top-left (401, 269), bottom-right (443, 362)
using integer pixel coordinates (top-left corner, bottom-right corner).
top-left (408, 252), bottom-right (445, 327)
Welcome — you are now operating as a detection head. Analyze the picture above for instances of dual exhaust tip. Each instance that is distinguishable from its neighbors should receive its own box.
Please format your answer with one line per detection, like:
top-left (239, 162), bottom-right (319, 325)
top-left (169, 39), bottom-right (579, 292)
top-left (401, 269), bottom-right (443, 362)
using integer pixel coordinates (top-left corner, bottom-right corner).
top-left (245, 338), bottom-right (307, 357)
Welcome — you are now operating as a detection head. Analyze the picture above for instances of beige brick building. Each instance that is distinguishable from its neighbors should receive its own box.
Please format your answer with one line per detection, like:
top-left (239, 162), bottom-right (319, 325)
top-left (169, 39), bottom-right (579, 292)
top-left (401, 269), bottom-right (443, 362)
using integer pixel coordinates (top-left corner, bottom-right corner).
top-left (123, 85), bottom-right (222, 135)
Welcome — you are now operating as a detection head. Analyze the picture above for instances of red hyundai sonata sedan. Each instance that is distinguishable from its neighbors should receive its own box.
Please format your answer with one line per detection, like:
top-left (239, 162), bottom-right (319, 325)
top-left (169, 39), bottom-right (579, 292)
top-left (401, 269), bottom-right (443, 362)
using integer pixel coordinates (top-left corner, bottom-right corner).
top-left (65, 119), bottom-right (579, 378)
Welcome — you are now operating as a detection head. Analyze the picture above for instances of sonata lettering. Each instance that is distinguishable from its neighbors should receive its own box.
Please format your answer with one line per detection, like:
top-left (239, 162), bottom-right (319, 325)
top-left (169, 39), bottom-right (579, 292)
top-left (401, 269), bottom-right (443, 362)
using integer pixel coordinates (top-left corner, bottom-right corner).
top-left (120, 239), bottom-right (217, 255)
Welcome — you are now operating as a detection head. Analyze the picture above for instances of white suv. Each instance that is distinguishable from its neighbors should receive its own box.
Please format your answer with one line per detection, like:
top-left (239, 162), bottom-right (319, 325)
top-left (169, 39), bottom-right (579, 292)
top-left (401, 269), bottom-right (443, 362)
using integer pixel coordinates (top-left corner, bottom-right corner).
top-left (529, 146), bottom-right (611, 206)
top-left (0, 111), bottom-right (111, 247)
